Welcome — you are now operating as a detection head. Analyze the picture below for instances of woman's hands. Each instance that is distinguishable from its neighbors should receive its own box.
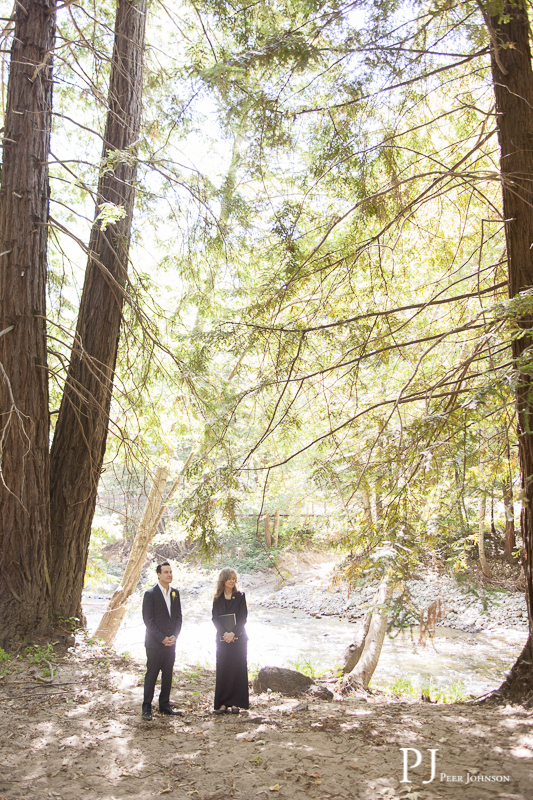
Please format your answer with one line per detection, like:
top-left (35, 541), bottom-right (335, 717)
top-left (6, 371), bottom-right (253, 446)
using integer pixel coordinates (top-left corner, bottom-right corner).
top-left (222, 631), bottom-right (236, 643)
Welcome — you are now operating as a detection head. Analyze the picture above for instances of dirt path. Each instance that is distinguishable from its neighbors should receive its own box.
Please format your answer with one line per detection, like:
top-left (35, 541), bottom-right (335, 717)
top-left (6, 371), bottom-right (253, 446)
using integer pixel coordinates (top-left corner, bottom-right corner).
top-left (0, 642), bottom-right (531, 800)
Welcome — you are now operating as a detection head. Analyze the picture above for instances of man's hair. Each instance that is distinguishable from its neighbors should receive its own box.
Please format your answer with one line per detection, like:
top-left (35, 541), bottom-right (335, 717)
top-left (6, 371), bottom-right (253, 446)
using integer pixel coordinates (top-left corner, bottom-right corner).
top-left (156, 562), bottom-right (171, 574)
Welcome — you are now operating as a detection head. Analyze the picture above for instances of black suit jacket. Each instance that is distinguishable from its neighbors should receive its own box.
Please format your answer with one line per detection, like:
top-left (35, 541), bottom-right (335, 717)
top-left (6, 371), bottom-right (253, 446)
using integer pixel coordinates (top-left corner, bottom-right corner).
top-left (143, 583), bottom-right (182, 649)
top-left (212, 591), bottom-right (248, 640)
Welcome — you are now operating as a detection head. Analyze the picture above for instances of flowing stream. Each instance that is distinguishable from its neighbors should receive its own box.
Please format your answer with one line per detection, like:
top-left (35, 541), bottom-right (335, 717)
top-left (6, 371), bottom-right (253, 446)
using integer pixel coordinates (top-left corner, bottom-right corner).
top-left (83, 591), bottom-right (527, 696)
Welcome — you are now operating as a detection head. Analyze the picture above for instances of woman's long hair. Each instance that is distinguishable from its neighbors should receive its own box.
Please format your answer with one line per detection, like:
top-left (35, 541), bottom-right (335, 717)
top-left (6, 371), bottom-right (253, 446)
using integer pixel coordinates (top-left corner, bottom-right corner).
top-left (214, 567), bottom-right (238, 600)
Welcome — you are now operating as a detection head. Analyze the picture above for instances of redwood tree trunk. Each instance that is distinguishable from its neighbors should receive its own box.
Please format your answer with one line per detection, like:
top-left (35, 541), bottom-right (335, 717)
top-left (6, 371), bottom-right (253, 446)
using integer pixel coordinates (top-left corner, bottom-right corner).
top-left (49, 0), bottom-right (148, 622)
top-left (0, 0), bottom-right (56, 646)
top-left (488, 2), bottom-right (533, 695)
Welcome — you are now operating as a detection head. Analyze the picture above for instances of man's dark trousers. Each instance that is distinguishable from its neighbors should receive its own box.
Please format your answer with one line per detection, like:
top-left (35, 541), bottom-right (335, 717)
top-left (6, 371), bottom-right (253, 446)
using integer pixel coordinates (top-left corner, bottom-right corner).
top-left (143, 647), bottom-right (175, 712)
top-left (142, 583), bottom-right (182, 713)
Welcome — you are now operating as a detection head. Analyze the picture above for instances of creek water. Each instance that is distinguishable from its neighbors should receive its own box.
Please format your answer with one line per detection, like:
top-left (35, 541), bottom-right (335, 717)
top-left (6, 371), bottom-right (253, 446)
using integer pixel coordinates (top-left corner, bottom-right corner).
top-left (83, 591), bottom-right (527, 696)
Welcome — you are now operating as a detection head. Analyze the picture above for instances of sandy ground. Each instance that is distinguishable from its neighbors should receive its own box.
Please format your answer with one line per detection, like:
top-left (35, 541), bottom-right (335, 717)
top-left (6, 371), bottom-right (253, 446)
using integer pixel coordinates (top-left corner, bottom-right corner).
top-left (0, 641), bottom-right (531, 800)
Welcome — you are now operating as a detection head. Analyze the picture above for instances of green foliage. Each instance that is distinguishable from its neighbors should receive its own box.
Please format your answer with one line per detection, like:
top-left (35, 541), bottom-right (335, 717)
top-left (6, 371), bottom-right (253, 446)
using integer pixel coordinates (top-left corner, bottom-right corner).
top-left (57, 616), bottom-right (82, 634)
top-left (218, 527), bottom-right (274, 573)
top-left (380, 674), bottom-right (468, 703)
top-left (25, 643), bottom-right (54, 664)
top-left (0, 647), bottom-right (11, 678)
top-left (180, 660), bottom-right (214, 680)
top-left (31, 0), bottom-right (522, 625)
top-left (248, 662), bottom-right (262, 681)
top-left (332, 663), bottom-right (345, 679)
top-left (96, 201), bottom-right (127, 230)
top-left (86, 515), bottom-right (124, 588)
top-left (280, 526), bottom-right (317, 550)
top-left (181, 664), bottom-right (203, 682)
top-left (286, 657), bottom-right (324, 679)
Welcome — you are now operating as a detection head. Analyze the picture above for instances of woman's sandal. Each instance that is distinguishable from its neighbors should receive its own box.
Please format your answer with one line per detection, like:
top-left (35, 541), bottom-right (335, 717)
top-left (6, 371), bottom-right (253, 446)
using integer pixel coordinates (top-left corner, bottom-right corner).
top-left (230, 706), bottom-right (240, 714)
top-left (214, 706), bottom-right (227, 715)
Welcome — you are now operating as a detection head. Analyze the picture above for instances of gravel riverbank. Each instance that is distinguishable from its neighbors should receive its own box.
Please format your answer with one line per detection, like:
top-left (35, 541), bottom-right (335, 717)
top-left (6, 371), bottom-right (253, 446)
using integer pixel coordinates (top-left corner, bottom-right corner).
top-left (246, 555), bottom-right (528, 635)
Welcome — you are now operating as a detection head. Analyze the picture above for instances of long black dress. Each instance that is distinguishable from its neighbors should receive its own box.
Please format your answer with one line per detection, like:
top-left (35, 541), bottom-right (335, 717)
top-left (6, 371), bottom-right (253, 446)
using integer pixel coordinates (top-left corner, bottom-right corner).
top-left (212, 591), bottom-right (249, 710)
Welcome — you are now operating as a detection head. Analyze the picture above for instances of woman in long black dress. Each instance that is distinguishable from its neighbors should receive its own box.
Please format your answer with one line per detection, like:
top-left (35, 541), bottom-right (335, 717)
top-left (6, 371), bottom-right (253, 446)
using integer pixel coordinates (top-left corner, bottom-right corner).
top-left (212, 568), bottom-right (249, 714)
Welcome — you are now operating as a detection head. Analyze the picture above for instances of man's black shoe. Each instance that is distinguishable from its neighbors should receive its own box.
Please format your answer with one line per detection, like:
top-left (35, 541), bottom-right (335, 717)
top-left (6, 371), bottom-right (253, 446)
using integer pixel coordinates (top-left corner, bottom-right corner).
top-left (159, 706), bottom-right (183, 716)
top-left (142, 710), bottom-right (153, 721)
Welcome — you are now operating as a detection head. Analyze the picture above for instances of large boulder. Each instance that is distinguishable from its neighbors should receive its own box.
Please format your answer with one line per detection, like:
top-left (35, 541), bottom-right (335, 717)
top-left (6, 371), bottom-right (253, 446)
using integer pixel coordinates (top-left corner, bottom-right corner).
top-left (252, 666), bottom-right (314, 696)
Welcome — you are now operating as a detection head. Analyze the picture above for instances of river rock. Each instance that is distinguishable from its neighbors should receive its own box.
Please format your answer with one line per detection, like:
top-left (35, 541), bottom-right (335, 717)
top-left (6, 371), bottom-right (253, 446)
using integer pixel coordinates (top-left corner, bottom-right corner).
top-left (253, 666), bottom-right (314, 696)
top-left (306, 683), bottom-right (334, 701)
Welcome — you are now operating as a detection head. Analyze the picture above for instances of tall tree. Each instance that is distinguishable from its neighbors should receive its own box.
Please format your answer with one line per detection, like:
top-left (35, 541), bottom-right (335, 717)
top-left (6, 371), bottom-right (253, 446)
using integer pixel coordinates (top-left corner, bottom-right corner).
top-left (49, 0), bottom-right (148, 622)
top-left (0, 0), bottom-right (56, 646)
top-left (484, 0), bottom-right (533, 696)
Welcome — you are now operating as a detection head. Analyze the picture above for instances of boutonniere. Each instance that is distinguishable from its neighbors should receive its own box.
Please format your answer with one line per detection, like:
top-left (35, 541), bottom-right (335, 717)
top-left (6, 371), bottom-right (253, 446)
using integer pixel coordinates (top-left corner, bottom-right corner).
top-left (171, 591), bottom-right (176, 601)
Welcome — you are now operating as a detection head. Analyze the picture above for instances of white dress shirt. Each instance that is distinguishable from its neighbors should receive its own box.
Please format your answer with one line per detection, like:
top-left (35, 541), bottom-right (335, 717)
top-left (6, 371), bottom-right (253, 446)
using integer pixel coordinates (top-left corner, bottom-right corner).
top-left (158, 582), bottom-right (171, 615)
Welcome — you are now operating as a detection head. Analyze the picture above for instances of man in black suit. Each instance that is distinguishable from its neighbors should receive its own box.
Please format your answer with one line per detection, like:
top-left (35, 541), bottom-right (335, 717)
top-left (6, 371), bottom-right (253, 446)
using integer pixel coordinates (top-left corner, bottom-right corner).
top-left (142, 562), bottom-right (183, 720)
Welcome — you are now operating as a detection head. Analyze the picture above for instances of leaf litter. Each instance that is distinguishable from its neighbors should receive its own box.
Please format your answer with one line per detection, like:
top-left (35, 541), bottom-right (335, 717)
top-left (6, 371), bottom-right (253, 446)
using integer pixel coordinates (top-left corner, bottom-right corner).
top-left (0, 641), bottom-right (530, 800)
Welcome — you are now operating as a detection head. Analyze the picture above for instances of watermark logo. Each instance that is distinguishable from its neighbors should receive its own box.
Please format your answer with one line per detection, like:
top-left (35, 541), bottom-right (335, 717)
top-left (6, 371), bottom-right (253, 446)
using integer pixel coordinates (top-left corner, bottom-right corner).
top-left (400, 748), bottom-right (438, 784)
top-left (399, 748), bottom-right (510, 785)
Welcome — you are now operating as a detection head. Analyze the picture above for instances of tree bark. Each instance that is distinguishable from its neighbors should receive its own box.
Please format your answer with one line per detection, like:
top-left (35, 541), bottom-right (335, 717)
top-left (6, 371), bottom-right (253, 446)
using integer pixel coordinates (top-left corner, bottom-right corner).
top-left (490, 496), bottom-right (499, 554)
top-left (503, 481), bottom-right (516, 561)
top-left (375, 487), bottom-right (383, 523)
top-left (0, 0), bottom-right (56, 646)
top-left (272, 509), bottom-right (280, 547)
top-left (454, 465), bottom-right (467, 536)
top-left (503, 435), bottom-right (516, 561)
top-left (478, 490), bottom-right (491, 577)
top-left (341, 603), bottom-right (373, 675)
top-left (265, 512), bottom-right (271, 548)
top-left (487, 1), bottom-right (533, 698)
top-left (49, 0), bottom-right (148, 622)
top-left (343, 575), bottom-right (393, 690)
top-left (361, 487), bottom-right (373, 530)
